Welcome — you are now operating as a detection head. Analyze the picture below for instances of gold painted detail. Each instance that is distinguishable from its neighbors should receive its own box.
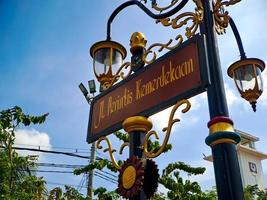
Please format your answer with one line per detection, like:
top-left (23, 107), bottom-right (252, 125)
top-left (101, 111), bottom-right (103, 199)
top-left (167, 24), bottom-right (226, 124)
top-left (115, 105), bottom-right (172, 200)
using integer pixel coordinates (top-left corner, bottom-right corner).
top-left (210, 138), bottom-right (236, 146)
top-left (119, 142), bottom-right (129, 155)
top-left (102, 61), bottom-right (133, 91)
top-left (122, 166), bottom-right (137, 189)
top-left (143, 99), bottom-right (191, 158)
top-left (213, 0), bottom-right (241, 34)
top-left (209, 122), bottom-right (234, 134)
top-left (96, 136), bottom-right (121, 170)
top-left (143, 0), bottom-right (203, 64)
top-left (130, 32), bottom-right (147, 54)
top-left (123, 116), bottom-right (153, 133)
top-left (152, 0), bottom-right (179, 12)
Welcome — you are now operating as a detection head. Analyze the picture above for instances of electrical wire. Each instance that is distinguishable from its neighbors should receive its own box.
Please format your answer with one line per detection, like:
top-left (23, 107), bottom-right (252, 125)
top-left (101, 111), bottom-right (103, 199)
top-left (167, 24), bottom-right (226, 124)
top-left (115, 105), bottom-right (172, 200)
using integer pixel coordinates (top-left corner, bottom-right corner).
top-left (29, 169), bottom-right (73, 174)
top-left (37, 163), bottom-right (87, 168)
top-left (77, 174), bottom-right (86, 191)
top-left (4, 146), bottom-right (104, 160)
top-left (94, 171), bottom-right (117, 183)
top-left (46, 181), bottom-right (87, 188)
top-left (28, 169), bottom-right (118, 184)
top-left (14, 143), bottom-right (90, 154)
top-left (96, 169), bottom-right (117, 179)
top-left (12, 146), bottom-right (90, 159)
top-left (36, 163), bottom-right (118, 179)
top-left (94, 173), bottom-right (117, 185)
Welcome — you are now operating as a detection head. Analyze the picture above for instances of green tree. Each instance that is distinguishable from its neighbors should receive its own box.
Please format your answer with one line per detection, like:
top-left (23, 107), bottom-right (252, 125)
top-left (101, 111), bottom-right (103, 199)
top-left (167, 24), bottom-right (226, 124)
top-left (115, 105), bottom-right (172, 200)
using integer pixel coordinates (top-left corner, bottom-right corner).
top-left (0, 106), bottom-right (48, 199)
top-left (75, 131), bottom-right (216, 200)
top-left (243, 185), bottom-right (267, 200)
top-left (48, 186), bottom-right (89, 200)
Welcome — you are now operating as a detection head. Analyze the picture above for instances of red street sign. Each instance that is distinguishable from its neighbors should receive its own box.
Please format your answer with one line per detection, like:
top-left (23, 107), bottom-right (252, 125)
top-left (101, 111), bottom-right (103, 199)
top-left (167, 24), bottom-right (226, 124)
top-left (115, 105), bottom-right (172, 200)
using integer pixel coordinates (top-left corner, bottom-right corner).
top-left (87, 35), bottom-right (209, 143)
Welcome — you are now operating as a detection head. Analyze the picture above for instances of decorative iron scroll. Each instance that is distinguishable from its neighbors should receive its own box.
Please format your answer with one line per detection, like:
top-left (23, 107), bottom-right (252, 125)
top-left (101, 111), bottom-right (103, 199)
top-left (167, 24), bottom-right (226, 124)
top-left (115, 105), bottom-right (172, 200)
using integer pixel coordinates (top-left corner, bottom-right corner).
top-left (143, 99), bottom-right (191, 158)
top-left (143, 0), bottom-right (203, 64)
top-left (96, 136), bottom-right (121, 170)
top-left (119, 142), bottom-right (129, 155)
top-left (102, 61), bottom-right (132, 91)
top-left (152, 0), bottom-right (180, 12)
top-left (213, 0), bottom-right (241, 34)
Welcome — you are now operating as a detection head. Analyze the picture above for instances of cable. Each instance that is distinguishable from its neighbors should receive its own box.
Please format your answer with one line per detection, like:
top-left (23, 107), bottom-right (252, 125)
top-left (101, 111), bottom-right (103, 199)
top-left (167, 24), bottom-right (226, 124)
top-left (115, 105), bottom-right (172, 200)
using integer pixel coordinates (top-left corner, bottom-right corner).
top-left (95, 171), bottom-right (117, 183)
top-left (96, 169), bottom-right (117, 179)
top-left (46, 181), bottom-right (87, 188)
top-left (5, 146), bottom-right (103, 160)
top-left (28, 169), bottom-right (118, 183)
top-left (37, 163), bottom-right (87, 168)
top-left (14, 143), bottom-right (91, 154)
top-left (0, 146), bottom-right (90, 159)
top-left (94, 173), bottom-right (117, 185)
top-left (77, 174), bottom-right (86, 191)
top-left (29, 169), bottom-right (73, 174)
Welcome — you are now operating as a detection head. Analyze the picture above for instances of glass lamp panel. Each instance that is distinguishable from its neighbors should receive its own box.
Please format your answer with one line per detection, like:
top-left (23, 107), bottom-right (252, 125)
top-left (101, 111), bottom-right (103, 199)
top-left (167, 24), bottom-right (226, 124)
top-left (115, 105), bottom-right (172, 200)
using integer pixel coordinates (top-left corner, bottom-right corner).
top-left (94, 48), bottom-right (111, 75)
top-left (111, 49), bottom-right (123, 73)
top-left (255, 65), bottom-right (264, 91)
top-left (234, 64), bottom-right (256, 92)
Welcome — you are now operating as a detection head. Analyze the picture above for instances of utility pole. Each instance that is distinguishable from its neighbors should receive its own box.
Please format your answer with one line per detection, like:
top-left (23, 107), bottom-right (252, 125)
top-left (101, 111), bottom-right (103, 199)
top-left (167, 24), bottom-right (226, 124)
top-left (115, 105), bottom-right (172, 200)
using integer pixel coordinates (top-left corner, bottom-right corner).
top-left (87, 142), bottom-right (96, 199)
top-left (78, 81), bottom-right (96, 199)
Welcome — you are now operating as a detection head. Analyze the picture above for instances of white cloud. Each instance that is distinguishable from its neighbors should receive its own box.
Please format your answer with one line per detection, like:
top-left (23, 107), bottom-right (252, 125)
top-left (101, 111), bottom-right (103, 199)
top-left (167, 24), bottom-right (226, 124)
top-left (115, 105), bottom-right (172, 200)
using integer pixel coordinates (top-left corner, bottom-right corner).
top-left (188, 160), bottom-right (215, 184)
top-left (259, 69), bottom-right (267, 105)
top-left (14, 128), bottom-right (51, 161)
top-left (149, 96), bottom-right (202, 131)
top-left (224, 83), bottom-right (239, 107)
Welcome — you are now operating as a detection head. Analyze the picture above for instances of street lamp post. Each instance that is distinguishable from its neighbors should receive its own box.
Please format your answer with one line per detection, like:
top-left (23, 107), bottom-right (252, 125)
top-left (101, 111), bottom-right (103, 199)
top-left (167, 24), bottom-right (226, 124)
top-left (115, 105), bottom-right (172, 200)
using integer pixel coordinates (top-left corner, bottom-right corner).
top-left (86, 1), bottom-right (265, 199)
top-left (200, 1), bottom-right (244, 199)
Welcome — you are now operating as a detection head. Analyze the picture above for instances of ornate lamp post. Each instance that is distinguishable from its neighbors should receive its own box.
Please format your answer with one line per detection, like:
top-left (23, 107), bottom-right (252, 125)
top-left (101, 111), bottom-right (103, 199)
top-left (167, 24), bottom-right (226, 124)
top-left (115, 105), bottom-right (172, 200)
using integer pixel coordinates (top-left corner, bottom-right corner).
top-left (86, 0), bottom-right (265, 199)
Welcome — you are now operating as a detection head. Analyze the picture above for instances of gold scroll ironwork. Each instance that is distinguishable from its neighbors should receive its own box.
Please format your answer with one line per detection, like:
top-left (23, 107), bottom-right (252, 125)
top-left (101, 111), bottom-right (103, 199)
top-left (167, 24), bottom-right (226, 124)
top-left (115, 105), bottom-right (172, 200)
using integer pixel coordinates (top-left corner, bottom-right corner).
top-left (213, 0), bottom-right (241, 34)
top-left (102, 61), bottom-right (132, 91)
top-left (119, 142), bottom-right (129, 155)
top-left (96, 136), bottom-right (121, 170)
top-left (143, 99), bottom-right (191, 158)
top-left (152, 0), bottom-right (180, 12)
top-left (143, 0), bottom-right (203, 64)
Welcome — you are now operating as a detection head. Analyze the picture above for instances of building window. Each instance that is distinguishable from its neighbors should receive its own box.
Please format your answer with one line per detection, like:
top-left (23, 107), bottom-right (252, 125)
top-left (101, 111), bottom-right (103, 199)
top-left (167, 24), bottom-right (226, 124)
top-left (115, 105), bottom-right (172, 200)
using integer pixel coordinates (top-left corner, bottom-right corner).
top-left (249, 162), bottom-right (257, 173)
top-left (249, 141), bottom-right (255, 149)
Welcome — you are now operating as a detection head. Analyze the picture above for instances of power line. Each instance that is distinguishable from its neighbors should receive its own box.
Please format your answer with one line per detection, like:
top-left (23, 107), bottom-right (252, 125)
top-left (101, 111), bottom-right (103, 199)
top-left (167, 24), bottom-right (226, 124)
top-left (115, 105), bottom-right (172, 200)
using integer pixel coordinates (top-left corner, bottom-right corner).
top-left (0, 146), bottom-right (90, 159)
top-left (96, 169), bottom-right (117, 179)
top-left (94, 173), bottom-right (117, 185)
top-left (9, 146), bottom-right (104, 160)
top-left (30, 169), bottom-right (117, 185)
top-left (28, 169), bottom-right (118, 184)
top-left (14, 143), bottom-right (91, 154)
top-left (46, 181), bottom-right (87, 188)
top-left (95, 171), bottom-right (117, 183)
top-left (77, 174), bottom-right (87, 191)
top-left (30, 169), bottom-right (73, 174)
top-left (36, 162), bottom-right (118, 179)
top-left (37, 163), bottom-right (87, 168)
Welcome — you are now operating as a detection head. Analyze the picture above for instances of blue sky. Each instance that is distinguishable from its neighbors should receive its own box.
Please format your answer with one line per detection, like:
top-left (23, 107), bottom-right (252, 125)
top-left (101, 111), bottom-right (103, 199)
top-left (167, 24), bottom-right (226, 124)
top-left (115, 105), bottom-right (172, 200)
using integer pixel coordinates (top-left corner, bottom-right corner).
top-left (1, 0), bottom-right (267, 196)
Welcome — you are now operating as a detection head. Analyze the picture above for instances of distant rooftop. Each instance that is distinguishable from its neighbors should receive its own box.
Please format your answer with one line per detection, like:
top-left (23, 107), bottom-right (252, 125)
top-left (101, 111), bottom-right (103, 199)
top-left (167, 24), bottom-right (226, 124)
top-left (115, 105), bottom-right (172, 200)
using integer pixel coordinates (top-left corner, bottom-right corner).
top-left (235, 129), bottom-right (259, 145)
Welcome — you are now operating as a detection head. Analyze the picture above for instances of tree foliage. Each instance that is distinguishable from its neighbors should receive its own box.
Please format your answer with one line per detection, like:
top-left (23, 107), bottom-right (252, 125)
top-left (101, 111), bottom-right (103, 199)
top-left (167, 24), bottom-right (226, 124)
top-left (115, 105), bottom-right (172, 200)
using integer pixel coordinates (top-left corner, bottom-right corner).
top-left (0, 106), bottom-right (48, 199)
top-left (243, 185), bottom-right (267, 200)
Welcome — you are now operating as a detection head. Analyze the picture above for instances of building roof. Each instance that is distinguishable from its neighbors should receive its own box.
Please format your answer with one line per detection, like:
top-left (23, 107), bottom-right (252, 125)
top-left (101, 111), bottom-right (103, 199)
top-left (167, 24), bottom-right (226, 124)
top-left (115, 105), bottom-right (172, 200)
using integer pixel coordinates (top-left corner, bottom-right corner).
top-left (236, 129), bottom-right (259, 144)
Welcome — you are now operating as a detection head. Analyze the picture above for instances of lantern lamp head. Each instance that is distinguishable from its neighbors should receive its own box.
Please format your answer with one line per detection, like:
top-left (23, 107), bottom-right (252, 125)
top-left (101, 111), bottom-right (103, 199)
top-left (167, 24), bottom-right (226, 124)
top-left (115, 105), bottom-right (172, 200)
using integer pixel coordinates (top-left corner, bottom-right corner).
top-left (90, 40), bottom-right (127, 91)
top-left (227, 58), bottom-right (265, 112)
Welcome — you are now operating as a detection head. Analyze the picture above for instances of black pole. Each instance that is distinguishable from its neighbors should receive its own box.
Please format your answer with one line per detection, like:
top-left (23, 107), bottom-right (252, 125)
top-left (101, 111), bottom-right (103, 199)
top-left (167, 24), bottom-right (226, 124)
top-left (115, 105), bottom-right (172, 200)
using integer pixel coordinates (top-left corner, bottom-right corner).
top-left (200, 0), bottom-right (244, 199)
top-left (106, 0), bottom-right (189, 40)
top-left (128, 45), bottom-right (148, 200)
top-left (129, 130), bottom-right (147, 200)
top-left (229, 17), bottom-right (246, 59)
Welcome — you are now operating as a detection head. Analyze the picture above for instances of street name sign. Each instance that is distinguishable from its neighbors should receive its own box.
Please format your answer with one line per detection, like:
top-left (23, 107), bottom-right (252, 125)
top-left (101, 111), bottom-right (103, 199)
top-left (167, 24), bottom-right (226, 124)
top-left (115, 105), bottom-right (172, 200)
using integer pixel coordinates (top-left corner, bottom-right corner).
top-left (87, 35), bottom-right (209, 143)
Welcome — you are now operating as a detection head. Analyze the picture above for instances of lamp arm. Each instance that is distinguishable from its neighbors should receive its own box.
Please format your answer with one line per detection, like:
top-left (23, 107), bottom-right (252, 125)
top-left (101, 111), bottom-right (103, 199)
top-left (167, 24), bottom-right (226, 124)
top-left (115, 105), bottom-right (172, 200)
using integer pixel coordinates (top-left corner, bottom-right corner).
top-left (229, 17), bottom-right (246, 59)
top-left (107, 0), bottom-right (189, 40)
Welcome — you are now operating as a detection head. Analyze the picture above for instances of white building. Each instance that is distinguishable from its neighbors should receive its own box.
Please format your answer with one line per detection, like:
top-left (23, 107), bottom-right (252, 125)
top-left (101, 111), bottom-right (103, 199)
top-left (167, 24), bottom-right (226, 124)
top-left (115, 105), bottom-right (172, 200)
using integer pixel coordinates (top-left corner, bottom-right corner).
top-left (204, 129), bottom-right (267, 189)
